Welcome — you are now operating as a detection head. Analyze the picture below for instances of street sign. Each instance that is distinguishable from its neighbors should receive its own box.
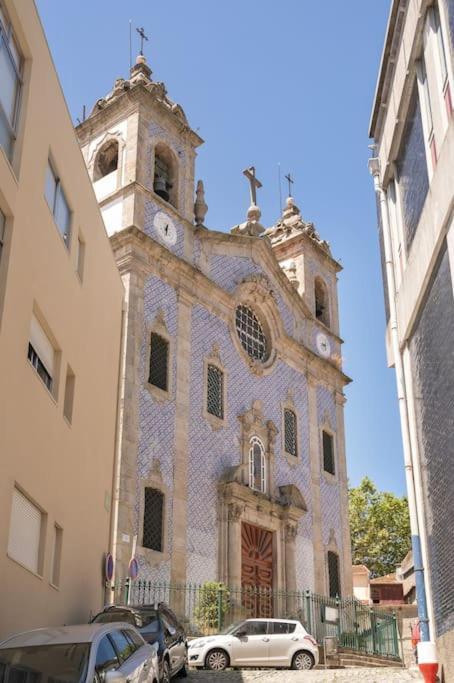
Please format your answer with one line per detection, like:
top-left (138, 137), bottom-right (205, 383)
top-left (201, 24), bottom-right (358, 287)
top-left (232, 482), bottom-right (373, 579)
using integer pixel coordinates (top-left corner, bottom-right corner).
top-left (129, 557), bottom-right (139, 580)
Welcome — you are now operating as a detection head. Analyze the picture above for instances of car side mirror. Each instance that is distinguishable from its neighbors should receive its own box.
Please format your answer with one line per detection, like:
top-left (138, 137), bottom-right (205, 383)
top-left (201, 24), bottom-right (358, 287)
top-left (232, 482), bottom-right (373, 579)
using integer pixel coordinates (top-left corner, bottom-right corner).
top-left (104, 671), bottom-right (126, 683)
top-left (167, 625), bottom-right (176, 637)
top-left (236, 630), bottom-right (247, 638)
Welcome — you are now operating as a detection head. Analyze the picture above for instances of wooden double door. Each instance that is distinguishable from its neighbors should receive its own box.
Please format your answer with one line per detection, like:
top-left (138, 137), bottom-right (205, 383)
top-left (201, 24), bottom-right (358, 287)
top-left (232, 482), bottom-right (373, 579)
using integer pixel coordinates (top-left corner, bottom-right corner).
top-left (241, 521), bottom-right (273, 617)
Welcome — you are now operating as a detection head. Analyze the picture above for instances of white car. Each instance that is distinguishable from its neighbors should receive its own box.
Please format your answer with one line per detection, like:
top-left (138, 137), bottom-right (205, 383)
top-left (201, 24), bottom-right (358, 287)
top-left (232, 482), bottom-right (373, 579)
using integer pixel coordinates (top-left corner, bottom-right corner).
top-left (0, 622), bottom-right (160, 683)
top-left (188, 618), bottom-right (319, 671)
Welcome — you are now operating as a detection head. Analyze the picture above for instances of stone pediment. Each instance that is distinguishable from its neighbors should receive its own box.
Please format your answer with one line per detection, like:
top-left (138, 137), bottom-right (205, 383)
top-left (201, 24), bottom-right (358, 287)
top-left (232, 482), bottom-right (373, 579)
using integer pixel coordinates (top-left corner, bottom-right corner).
top-left (278, 484), bottom-right (307, 512)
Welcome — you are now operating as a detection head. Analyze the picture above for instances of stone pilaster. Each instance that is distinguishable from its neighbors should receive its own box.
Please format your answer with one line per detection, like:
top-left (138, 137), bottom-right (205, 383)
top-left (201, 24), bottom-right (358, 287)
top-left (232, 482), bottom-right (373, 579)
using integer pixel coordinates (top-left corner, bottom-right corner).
top-left (284, 522), bottom-right (298, 592)
top-left (116, 267), bottom-right (146, 578)
top-left (170, 289), bottom-right (193, 585)
top-left (227, 503), bottom-right (243, 588)
top-left (308, 374), bottom-right (324, 593)
top-left (335, 390), bottom-right (353, 596)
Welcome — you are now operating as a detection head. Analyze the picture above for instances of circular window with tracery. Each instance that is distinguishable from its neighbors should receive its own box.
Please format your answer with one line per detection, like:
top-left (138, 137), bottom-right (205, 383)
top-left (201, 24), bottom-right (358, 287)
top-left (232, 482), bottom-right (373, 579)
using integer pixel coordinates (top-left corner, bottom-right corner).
top-left (235, 304), bottom-right (269, 362)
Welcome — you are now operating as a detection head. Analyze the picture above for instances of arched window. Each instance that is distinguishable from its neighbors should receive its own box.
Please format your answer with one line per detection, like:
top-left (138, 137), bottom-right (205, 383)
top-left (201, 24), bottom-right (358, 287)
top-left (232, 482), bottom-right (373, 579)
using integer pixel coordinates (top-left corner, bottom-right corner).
top-left (153, 144), bottom-right (178, 207)
top-left (93, 139), bottom-right (119, 181)
top-left (314, 277), bottom-right (330, 327)
top-left (249, 436), bottom-right (266, 493)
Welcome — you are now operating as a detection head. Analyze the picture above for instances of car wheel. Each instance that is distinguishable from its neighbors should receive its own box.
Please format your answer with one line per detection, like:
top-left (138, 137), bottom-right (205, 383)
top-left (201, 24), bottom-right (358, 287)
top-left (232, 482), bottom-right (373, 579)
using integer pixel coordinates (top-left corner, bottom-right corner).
top-left (292, 650), bottom-right (315, 670)
top-left (161, 660), bottom-right (171, 683)
top-left (205, 649), bottom-right (229, 671)
top-left (177, 664), bottom-right (187, 677)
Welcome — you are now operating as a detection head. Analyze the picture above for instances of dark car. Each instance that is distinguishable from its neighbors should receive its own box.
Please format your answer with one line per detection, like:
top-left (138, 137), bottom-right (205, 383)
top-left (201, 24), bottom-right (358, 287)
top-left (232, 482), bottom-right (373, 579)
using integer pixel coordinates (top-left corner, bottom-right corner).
top-left (91, 603), bottom-right (187, 682)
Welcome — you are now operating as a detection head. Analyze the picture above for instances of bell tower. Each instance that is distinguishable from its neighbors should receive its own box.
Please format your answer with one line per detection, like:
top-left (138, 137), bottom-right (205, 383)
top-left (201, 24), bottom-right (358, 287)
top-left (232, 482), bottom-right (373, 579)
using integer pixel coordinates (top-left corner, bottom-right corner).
top-left (266, 196), bottom-right (341, 338)
top-left (76, 53), bottom-right (203, 258)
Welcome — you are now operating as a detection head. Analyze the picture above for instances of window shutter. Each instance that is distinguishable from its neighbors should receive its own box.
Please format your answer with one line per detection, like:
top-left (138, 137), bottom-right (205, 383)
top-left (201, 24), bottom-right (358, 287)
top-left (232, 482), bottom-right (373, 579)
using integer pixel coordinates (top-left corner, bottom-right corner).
top-left (148, 333), bottom-right (169, 391)
top-left (328, 551), bottom-right (341, 598)
top-left (143, 488), bottom-right (164, 552)
top-left (207, 364), bottom-right (223, 419)
top-left (284, 409), bottom-right (297, 456)
top-left (30, 314), bottom-right (54, 376)
top-left (8, 489), bottom-right (42, 574)
top-left (323, 431), bottom-right (335, 475)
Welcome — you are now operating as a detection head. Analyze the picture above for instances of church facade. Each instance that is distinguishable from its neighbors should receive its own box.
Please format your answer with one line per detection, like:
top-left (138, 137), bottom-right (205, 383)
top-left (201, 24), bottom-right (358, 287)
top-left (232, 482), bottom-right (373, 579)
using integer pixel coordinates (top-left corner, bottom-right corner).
top-left (76, 54), bottom-right (353, 599)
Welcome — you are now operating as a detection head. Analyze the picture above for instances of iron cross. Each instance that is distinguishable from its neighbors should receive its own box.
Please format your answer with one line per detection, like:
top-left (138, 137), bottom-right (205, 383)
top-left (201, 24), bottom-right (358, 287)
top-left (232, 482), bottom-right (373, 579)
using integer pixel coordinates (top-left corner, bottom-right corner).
top-left (285, 172), bottom-right (294, 197)
top-left (243, 166), bottom-right (262, 206)
top-left (136, 26), bottom-right (149, 55)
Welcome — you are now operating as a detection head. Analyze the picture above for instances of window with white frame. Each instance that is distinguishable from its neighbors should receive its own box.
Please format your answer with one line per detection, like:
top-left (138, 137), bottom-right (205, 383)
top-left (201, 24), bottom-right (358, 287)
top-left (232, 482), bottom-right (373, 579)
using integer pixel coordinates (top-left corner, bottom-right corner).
top-left (433, 3), bottom-right (453, 118)
top-left (45, 159), bottom-right (71, 245)
top-left (8, 488), bottom-right (43, 574)
top-left (417, 54), bottom-right (437, 168)
top-left (28, 314), bottom-right (55, 392)
top-left (0, 3), bottom-right (22, 160)
top-left (249, 436), bottom-right (266, 493)
top-left (284, 408), bottom-right (298, 457)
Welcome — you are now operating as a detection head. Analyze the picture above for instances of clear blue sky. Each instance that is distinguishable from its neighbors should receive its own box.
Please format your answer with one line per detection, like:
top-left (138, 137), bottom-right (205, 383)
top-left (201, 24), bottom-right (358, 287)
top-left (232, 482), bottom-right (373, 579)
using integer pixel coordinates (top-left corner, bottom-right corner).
top-left (36, 0), bottom-right (405, 495)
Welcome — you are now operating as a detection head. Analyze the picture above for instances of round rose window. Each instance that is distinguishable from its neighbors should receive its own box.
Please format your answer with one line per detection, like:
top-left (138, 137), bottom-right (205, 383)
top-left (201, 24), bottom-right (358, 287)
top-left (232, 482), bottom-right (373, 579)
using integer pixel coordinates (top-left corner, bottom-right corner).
top-left (235, 304), bottom-right (268, 361)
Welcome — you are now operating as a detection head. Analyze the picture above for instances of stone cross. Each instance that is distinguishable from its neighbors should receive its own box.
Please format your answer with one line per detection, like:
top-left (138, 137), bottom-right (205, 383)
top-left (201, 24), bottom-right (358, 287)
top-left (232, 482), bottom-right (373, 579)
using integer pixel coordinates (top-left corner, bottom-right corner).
top-left (243, 166), bottom-right (262, 206)
top-left (285, 172), bottom-right (294, 197)
top-left (136, 26), bottom-right (149, 55)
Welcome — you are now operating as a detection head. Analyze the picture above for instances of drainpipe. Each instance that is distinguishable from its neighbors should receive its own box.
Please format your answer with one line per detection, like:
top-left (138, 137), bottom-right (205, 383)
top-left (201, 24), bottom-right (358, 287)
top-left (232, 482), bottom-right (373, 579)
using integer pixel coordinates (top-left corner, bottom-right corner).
top-left (368, 157), bottom-right (432, 646)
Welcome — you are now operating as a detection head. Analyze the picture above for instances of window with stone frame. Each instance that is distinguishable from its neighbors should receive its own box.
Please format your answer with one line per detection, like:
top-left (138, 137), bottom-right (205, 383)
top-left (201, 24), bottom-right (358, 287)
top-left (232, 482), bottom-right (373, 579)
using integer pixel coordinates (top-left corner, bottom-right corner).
top-left (148, 332), bottom-right (169, 392)
top-left (235, 304), bottom-right (268, 361)
top-left (328, 550), bottom-right (341, 597)
top-left (207, 364), bottom-right (224, 420)
top-left (249, 436), bottom-right (266, 493)
top-left (284, 408), bottom-right (298, 457)
top-left (143, 487), bottom-right (164, 552)
top-left (322, 430), bottom-right (335, 475)
top-left (93, 139), bottom-right (119, 181)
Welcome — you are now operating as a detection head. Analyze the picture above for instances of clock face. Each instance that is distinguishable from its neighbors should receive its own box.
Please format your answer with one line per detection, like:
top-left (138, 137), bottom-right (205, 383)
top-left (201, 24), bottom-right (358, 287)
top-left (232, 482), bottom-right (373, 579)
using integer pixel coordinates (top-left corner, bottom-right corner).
top-left (316, 332), bottom-right (331, 359)
top-left (153, 211), bottom-right (177, 246)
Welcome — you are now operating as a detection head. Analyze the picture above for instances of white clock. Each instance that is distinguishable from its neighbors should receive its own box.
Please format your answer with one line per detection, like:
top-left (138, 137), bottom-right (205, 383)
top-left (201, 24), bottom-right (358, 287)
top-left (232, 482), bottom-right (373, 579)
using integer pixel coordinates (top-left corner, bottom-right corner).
top-left (153, 211), bottom-right (177, 246)
top-left (316, 332), bottom-right (331, 359)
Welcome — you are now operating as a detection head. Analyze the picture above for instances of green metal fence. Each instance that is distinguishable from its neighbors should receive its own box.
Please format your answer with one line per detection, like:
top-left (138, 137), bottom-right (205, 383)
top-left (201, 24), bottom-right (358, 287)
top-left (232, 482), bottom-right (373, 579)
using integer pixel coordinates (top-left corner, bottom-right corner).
top-left (111, 578), bottom-right (400, 660)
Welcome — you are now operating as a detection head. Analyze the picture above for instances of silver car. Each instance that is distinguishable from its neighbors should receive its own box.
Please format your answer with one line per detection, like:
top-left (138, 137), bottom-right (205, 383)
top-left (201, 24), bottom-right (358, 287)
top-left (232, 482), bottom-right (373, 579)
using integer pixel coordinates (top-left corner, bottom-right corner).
top-left (0, 622), bottom-right (159, 683)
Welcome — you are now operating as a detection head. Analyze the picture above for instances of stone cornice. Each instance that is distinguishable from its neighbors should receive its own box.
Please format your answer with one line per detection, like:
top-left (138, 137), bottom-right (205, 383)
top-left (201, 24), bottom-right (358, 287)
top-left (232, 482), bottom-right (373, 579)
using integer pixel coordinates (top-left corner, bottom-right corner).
top-left (110, 226), bottom-right (351, 388)
top-left (270, 229), bottom-right (342, 273)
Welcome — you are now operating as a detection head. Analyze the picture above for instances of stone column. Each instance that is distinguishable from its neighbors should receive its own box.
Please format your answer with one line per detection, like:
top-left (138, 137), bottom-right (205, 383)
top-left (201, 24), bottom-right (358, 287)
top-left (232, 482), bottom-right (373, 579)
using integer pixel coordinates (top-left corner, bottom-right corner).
top-left (335, 390), bottom-right (353, 596)
top-left (307, 374), bottom-right (325, 594)
top-left (170, 290), bottom-right (193, 591)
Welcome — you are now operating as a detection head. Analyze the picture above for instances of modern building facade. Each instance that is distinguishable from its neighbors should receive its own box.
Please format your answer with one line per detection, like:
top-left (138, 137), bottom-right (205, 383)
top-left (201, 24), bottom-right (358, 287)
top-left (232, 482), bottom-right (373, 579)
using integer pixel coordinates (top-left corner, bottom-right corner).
top-left (0, 0), bottom-right (124, 639)
top-left (76, 53), bottom-right (353, 605)
top-left (369, 0), bottom-right (454, 677)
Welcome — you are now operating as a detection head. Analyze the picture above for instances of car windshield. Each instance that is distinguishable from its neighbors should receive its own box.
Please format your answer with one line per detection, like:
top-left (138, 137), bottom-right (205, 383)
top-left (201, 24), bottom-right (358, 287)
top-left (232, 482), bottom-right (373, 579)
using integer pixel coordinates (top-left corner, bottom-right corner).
top-left (0, 643), bottom-right (90, 683)
top-left (220, 620), bottom-right (247, 635)
top-left (92, 610), bottom-right (137, 626)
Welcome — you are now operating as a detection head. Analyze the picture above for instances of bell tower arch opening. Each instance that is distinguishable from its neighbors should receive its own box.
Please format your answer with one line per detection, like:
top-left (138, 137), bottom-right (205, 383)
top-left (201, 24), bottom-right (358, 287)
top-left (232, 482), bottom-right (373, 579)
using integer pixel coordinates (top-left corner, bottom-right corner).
top-left (153, 143), bottom-right (179, 208)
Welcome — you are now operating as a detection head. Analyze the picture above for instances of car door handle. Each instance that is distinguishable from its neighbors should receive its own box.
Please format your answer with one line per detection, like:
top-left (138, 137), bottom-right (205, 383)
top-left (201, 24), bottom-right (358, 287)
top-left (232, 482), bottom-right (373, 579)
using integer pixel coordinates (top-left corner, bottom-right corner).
top-left (262, 637), bottom-right (270, 642)
top-left (291, 636), bottom-right (299, 641)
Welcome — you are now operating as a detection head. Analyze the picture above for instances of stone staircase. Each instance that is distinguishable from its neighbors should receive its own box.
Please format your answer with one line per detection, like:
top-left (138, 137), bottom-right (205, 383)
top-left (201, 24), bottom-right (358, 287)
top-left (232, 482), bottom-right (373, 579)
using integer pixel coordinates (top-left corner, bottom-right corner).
top-left (331, 648), bottom-right (404, 668)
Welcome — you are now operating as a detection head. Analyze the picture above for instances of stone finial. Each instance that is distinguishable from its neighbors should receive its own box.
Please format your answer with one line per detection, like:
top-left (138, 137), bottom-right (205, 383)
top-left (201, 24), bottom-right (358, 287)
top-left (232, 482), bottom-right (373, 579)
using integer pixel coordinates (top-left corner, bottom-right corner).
top-left (194, 180), bottom-right (208, 227)
top-left (283, 196), bottom-right (301, 220)
top-left (130, 54), bottom-right (152, 81)
top-left (231, 203), bottom-right (265, 237)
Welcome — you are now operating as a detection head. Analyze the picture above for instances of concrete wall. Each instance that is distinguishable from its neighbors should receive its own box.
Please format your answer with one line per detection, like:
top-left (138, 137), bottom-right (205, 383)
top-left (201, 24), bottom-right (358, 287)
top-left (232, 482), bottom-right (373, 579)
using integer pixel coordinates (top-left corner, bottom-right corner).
top-left (0, 0), bottom-right (124, 639)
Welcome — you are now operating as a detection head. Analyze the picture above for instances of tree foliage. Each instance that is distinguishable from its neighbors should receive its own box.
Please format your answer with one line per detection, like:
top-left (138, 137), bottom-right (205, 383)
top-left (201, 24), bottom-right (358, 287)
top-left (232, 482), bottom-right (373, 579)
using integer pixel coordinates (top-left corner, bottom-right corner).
top-left (194, 581), bottom-right (230, 632)
top-left (349, 476), bottom-right (411, 578)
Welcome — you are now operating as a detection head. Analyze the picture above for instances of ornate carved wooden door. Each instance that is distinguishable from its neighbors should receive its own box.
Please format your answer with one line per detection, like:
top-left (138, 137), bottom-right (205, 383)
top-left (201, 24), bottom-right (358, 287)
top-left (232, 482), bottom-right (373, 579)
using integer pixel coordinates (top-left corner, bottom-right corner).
top-left (241, 522), bottom-right (273, 617)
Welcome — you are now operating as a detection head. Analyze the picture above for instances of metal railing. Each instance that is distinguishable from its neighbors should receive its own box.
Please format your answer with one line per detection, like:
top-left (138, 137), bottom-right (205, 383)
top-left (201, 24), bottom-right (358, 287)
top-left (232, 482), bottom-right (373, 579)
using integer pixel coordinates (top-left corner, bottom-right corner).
top-left (111, 578), bottom-right (400, 660)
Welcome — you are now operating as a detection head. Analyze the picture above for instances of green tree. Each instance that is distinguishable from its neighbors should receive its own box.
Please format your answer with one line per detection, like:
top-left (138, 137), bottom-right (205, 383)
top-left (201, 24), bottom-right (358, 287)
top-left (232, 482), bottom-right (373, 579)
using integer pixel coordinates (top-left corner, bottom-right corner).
top-left (349, 476), bottom-right (411, 577)
top-left (194, 581), bottom-right (230, 633)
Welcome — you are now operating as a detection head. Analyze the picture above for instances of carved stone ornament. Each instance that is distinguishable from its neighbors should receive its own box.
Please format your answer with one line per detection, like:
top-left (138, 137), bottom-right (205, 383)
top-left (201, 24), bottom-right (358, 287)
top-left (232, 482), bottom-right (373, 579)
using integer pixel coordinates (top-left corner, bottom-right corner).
top-left (265, 196), bottom-right (331, 254)
top-left (231, 204), bottom-right (265, 237)
top-left (154, 309), bottom-right (167, 330)
top-left (228, 502), bottom-right (244, 522)
top-left (285, 523), bottom-right (298, 542)
top-left (279, 484), bottom-right (307, 512)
